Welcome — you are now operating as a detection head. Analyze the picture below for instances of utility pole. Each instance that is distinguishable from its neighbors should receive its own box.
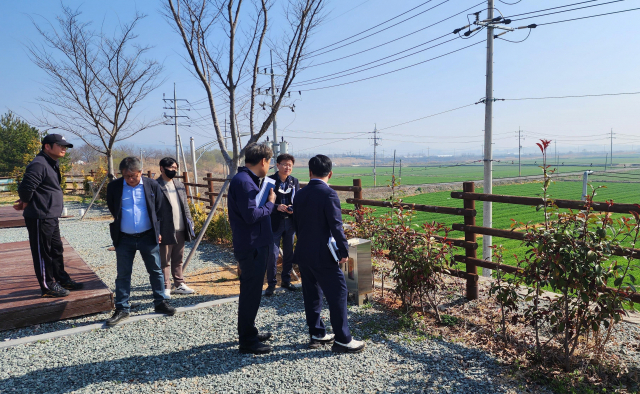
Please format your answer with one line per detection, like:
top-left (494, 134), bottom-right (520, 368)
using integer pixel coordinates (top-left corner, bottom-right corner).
top-left (610, 128), bottom-right (615, 165)
top-left (399, 159), bottom-right (402, 179)
top-left (190, 137), bottom-right (198, 193)
top-left (270, 50), bottom-right (278, 158)
top-left (162, 83), bottom-right (189, 161)
top-left (516, 127), bottom-right (523, 177)
top-left (139, 148), bottom-right (144, 168)
top-left (372, 124), bottom-right (380, 187)
top-left (482, 0), bottom-right (495, 274)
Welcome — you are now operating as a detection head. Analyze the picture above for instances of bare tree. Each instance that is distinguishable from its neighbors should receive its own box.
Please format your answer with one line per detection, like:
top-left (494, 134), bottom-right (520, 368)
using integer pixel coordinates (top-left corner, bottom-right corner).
top-left (28, 6), bottom-right (164, 177)
top-left (164, 0), bottom-right (324, 175)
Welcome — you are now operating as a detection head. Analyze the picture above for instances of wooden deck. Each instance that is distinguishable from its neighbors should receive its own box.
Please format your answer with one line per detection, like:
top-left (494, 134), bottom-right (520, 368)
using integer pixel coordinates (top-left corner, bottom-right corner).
top-left (0, 238), bottom-right (113, 331)
top-left (0, 205), bottom-right (26, 228)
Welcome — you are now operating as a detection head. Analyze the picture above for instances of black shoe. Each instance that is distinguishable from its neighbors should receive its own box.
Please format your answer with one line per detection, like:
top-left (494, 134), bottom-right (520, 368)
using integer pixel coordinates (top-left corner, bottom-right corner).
top-left (60, 279), bottom-right (84, 291)
top-left (264, 285), bottom-right (276, 296)
top-left (257, 332), bottom-right (273, 342)
top-left (41, 283), bottom-right (70, 298)
top-left (239, 342), bottom-right (272, 354)
top-left (309, 334), bottom-right (335, 349)
top-left (106, 310), bottom-right (130, 326)
top-left (281, 282), bottom-right (298, 291)
top-left (154, 300), bottom-right (176, 316)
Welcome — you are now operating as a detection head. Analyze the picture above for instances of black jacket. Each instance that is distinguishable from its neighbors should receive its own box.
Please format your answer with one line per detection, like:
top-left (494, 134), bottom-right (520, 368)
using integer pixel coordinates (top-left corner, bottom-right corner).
top-left (267, 172), bottom-right (300, 231)
top-left (18, 151), bottom-right (64, 219)
top-left (156, 177), bottom-right (194, 244)
top-left (106, 177), bottom-right (163, 247)
top-left (227, 167), bottom-right (275, 251)
top-left (293, 179), bottom-right (349, 267)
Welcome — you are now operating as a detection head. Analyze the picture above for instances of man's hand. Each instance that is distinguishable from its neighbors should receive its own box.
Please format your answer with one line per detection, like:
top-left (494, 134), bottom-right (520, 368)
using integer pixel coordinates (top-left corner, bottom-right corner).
top-left (159, 235), bottom-right (162, 243)
top-left (339, 257), bottom-right (348, 264)
top-left (277, 204), bottom-right (289, 212)
top-left (13, 199), bottom-right (27, 211)
top-left (267, 188), bottom-right (276, 203)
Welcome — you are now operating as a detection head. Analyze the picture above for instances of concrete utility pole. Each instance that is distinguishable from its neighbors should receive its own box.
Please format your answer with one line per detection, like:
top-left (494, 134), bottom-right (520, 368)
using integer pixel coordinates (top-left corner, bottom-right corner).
top-left (482, 0), bottom-right (495, 275)
top-left (190, 137), bottom-right (198, 187)
top-left (270, 50), bottom-right (279, 158)
top-left (139, 148), bottom-right (144, 168)
top-left (610, 128), bottom-right (615, 165)
top-left (162, 83), bottom-right (189, 161)
top-left (517, 127), bottom-right (523, 177)
top-left (372, 124), bottom-right (380, 187)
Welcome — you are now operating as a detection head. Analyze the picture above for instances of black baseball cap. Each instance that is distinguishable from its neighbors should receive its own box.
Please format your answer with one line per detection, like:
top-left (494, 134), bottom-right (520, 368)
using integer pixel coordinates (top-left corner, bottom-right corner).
top-left (42, 134), bottom-right (73, 148)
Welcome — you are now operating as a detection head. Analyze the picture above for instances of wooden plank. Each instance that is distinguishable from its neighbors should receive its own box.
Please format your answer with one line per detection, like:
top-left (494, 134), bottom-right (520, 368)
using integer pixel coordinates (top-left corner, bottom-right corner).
top-left (452, 223), bottom-right (525, 241)
top-left (450, 191), bottom-right (640, 214)
top-left (0, 239), bottom-right (113, 331)
top-left (0, 206), bottom-right (25, 228)
top-left (346, 198), bottom-right (475, 217)
top-left (299, 182), bottom-right (362, 192)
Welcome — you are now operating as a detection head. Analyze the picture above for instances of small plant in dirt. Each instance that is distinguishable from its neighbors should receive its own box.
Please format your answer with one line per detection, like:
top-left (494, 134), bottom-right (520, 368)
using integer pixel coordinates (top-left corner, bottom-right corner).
top-left (488, 244), bottom-right (520, 342)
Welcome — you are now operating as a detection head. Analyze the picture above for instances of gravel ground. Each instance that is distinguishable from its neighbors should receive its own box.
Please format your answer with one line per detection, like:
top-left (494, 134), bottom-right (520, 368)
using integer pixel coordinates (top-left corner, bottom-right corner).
top-left (0, 201), bottom-right (542, 393)
top-left (0, 289), bottom-right (538, 394)
top-left (0, 201), bottom-right (234, 341)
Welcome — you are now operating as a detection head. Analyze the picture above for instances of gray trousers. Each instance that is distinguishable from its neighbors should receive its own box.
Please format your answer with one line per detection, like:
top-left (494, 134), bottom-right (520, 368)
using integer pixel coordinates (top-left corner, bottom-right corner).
top-left (159, 231), bottom-right (186, 289)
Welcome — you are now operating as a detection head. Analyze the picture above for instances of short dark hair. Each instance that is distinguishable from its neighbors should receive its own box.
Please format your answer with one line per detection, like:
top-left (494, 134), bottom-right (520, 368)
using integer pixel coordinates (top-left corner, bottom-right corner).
top-left (308, 154), bottom-right (332, 177)
top-left (277, 154), bottom-right (295, 165)
top-left (119, 157), bottom-right (142, 173)
top-left (244, 143), bottom-right (273, 165)
top-left (159, 157), bottom-right (178, 169)
top-left (41, 143), bottom-right (53, 151)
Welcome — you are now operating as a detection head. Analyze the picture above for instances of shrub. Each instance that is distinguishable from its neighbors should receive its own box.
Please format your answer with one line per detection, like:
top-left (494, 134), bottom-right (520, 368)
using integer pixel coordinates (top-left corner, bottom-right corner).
top-left (189, 200), bottom-right (232, 246)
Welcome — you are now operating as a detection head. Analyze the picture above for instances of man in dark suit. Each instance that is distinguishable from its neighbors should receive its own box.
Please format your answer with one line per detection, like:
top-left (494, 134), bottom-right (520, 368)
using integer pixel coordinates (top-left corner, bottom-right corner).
top-left (157, 157), bottom-right (196, 297)
top-left (228, 143), bottom-right (276, 354)
top-left (265, 153), bottom-right (300, 296)
top-left (293, 155), bottom-right (365, 353)
top-left (105, 157), bottom-right (176, 326)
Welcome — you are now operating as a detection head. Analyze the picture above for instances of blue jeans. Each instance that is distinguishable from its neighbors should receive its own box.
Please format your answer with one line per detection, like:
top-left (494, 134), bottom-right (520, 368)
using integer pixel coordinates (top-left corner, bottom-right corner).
top-left (114, 231), bottom-right (166, 312)
top-left (267, 217), bottom-right (295, 287)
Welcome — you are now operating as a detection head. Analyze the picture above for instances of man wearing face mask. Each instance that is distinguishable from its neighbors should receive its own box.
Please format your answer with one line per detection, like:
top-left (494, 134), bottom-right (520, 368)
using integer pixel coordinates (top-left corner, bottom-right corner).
top-left (265, 154), bottom-right (300, 296)
top-left (157, 157), bottom-right (196, 298)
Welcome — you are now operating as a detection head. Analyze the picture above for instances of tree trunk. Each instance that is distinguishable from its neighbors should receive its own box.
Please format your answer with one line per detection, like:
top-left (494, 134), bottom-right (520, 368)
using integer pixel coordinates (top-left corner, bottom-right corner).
top-left (107, 151), bottom-right (115, 179)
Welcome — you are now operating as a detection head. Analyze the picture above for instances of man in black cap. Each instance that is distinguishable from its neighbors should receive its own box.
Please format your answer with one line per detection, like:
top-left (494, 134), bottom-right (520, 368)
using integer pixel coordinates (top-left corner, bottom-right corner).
top-left (14, 134), bottom-right (83, 297)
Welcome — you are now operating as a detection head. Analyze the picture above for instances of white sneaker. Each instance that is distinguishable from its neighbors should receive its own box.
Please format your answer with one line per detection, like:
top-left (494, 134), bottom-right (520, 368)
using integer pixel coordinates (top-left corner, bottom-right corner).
top-left (163, 289), bottom-right (172, 299)
top-left (173, 283), bottom-right (195, 295)
top-left (311, 333), bottom-right (335, 341)
top-left (332, 338), bottom-right (366, 353)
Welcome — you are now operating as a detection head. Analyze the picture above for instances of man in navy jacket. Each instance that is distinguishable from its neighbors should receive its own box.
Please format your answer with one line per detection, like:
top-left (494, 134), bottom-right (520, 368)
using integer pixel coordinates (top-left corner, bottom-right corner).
top-left (265, 153), bottom-right (300, 295)
top-left (228, 143), bottom-right (276, 354)
top-left (293, 155), bottom-right (365, 353)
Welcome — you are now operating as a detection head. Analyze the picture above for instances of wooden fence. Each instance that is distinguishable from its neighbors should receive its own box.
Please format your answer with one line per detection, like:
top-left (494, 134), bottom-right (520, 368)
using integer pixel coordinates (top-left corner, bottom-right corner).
top-left (346, 180), bottom-right (640, 304)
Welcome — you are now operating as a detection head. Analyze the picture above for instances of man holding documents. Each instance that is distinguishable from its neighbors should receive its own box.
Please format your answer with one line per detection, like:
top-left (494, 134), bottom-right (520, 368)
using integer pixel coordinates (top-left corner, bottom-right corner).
top-left (228, 143), bottom-right (276, 354)
top-left (292, 154), bottom-right (365, 353)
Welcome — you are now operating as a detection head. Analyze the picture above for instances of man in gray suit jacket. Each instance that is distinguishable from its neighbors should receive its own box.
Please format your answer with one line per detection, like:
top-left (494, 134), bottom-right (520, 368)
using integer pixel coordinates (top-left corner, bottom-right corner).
top-left (157, 157), bottom-right (196, 297)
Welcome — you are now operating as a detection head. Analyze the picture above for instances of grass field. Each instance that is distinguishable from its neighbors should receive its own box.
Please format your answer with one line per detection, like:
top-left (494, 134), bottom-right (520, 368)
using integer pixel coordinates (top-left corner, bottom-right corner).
top-left (291, 154), bottom-right (640, 187)
top-left (342, 180), bottom-right (640, 300)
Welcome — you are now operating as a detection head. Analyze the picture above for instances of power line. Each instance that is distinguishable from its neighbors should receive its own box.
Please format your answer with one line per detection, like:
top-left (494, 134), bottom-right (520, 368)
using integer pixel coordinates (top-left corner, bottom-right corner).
top-left (510, 0), bottom-right (629, 22)
top-left (504, 90), bottom-right (640, 100)
top-left (299, 40), bottom-right (485, 92)
top-left (291, 34), bottom-right (457, 87)
top-left (302, 1), bottom-right (485, 69)
top-left (534, 5), bottom-right (640, 26)
top-left (505, 0), bottom-right (600, 18)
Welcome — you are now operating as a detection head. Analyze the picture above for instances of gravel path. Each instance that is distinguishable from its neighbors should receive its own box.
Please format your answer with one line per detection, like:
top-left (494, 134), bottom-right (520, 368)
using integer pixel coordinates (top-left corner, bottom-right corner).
top-left (0, 289), bottom-right (536, 394)
top-left (0, 202), bottom-right (541, 393)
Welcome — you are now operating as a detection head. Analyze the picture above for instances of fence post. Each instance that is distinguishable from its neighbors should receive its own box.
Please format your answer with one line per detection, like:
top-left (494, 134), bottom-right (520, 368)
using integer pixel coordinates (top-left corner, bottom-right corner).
top-left (353, 178), bottom-right (362, 223)
top-left (89, 170), bottom-right (95, 178)
top-left (463, 181), bottom-right (479, 300)
top-left (147, 170), bottom-right (152, 179)
top-left (183, 171), bottom-right (191, 200)
top-left (207, 172), bottom-right (214, 210)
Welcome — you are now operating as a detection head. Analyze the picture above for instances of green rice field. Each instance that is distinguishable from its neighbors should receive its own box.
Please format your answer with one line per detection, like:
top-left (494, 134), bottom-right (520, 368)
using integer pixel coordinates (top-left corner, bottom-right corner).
top-left (291, 154), bottom-right (640, 187)
top-left (342, 180), bottom-right (640, 304)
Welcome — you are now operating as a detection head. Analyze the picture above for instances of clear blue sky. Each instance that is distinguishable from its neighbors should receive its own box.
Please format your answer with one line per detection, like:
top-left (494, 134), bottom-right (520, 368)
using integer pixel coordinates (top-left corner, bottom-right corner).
top-left (1, 0), bottom-right (639, 158)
